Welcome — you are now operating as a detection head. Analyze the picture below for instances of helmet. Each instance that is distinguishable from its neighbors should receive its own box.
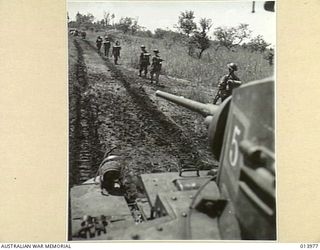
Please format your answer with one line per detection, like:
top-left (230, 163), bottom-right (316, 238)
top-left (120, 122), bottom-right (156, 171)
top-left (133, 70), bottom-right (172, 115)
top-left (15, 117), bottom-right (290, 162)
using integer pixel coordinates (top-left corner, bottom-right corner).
top-left (153, 49), bottom-right (159, 53)
top-left (141, 45), bottom-right (146, 48)
top-left (227, 63), bottom-right (238, 71)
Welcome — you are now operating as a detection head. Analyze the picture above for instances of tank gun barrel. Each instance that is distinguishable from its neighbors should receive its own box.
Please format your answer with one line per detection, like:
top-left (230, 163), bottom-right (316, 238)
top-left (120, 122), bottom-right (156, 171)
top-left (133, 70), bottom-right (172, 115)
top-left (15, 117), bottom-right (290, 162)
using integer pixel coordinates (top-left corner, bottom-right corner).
top-left (155, 90), bottom-right (218, 117)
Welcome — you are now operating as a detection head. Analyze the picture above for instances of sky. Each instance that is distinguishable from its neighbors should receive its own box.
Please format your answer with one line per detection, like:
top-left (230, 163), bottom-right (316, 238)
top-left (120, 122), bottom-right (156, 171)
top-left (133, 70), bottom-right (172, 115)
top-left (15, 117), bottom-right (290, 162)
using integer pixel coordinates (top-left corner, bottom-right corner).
top-left (68, 1), bottom-right (276, 45)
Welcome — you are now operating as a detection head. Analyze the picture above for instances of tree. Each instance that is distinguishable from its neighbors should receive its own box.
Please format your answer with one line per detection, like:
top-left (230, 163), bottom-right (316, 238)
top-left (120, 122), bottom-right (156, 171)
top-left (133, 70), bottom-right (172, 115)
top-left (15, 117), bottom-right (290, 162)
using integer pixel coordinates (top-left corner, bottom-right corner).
top-left (130, 19), bottom-right (140, 35)
top-left (154, 28), bottom-right (184, 43)
top-left (103, 11), bottom-right (111, 26)
top-left (213, 23), bottom-right (252, 50)
top-left (154, 28), bottom-right (166, 39)
top-left (246, 35), bottom-right (270, 52)
top-left (188, 18), bottom-right (213, 58)
top-left (116, 17), bottom-right (133, 33)
top-left (111, 14), bottom-right (115, 26)
top-left (177, 10), bottom-right (197, 37)
top-left (75, 12), bottom-right (95, 29)
top-left (100, 19), bottom-right (105, 28)
top-left (75, 12), bottom-right (82, 26)
top-left (115, 17), bottom-right (141, 34)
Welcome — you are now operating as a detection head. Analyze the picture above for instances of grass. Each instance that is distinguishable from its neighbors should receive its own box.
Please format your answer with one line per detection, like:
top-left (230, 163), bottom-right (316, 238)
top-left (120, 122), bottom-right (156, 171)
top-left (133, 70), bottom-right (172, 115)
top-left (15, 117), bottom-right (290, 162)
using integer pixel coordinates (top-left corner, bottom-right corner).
top-left (82, 30), bottom-right (274, 102)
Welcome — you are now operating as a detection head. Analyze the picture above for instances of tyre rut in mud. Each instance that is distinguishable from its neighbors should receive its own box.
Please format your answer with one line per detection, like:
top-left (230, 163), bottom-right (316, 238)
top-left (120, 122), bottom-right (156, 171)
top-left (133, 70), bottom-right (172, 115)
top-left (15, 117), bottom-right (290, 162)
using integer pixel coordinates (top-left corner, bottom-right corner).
top-left (83, 40), bottom-right (206, 172)
top-left (69, 39), bottom-right (103, 186)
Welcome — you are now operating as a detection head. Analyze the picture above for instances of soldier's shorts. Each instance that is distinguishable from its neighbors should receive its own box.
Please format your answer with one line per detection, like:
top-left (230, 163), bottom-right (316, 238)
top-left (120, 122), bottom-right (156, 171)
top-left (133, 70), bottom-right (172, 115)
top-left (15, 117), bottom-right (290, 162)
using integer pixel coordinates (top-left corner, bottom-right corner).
top-left (139, 63), bottom-right (148, 74)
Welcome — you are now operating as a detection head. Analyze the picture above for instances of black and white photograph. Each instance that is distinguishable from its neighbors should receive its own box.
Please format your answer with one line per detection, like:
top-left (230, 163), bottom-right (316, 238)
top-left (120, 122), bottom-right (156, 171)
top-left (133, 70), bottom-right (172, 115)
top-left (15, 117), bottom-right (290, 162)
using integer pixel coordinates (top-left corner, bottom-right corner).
top-left (68, 0), bottom-right (276, 241)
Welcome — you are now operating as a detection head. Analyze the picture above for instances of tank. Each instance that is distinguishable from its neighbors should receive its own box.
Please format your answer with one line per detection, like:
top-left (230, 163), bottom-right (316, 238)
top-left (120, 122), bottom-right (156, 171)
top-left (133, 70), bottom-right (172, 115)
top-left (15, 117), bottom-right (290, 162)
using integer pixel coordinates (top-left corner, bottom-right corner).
top-left (155, 77), bottom-right (276, 240)
top-left (70, 77), bottom-right (275, 240)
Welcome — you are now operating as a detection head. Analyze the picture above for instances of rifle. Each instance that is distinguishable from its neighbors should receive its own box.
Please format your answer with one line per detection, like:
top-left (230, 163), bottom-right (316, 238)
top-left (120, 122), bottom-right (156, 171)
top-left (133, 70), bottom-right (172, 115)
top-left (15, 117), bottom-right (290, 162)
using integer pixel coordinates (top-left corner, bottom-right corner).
top-left (213, 71), bottom-right (232, 104)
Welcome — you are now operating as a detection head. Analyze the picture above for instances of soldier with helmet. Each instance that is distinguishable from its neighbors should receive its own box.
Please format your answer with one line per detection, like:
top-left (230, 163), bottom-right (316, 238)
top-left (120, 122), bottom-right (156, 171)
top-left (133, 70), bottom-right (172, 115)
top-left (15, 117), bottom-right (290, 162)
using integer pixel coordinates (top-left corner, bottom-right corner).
top-left (103, 36), bottom-right (111, 57)
top-left (213, 63), bottom-right (242, 104)
top-left (112, 41), bottom-right (121, 65)
top-left (96, 36), bottom-right (103, 52)
top-left (81, 31), bottom-right (86, 40)
top-left (150, 49), bottom-right (164, 85)
top-left (138, 45), bottom-right (151, 78)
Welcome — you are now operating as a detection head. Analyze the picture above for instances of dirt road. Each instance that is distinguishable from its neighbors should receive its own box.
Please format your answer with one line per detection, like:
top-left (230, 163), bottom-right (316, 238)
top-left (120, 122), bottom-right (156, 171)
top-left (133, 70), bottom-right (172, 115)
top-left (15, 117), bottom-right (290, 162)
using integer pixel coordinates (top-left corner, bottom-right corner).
top-left (69, 36), bottom-right (217, 199)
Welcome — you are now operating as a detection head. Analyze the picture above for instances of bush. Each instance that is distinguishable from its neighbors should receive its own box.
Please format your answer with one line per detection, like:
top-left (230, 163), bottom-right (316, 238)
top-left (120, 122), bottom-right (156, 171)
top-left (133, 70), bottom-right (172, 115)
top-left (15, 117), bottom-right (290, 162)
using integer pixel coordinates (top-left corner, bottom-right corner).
top-left (135, 30), bottom-right (153, 38)
top-left (246, 35), bottom-right (270, 53)
top-left (154, 28), bottom-right (185, 42)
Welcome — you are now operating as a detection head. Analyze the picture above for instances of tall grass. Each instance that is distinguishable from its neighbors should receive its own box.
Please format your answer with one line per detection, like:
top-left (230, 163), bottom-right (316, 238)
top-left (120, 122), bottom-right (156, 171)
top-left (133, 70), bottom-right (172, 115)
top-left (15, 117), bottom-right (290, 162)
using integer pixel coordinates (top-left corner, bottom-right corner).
top-left (85, 31), bottom-right (273, 99)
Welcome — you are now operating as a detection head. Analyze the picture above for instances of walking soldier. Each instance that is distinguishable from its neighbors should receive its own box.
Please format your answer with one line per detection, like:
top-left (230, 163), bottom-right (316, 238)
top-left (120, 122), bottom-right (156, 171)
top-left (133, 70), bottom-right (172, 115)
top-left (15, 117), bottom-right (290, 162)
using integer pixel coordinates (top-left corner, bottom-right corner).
top-left (103, 36), bottom-right (111, 57)
top-left (213, 63), bottom-right (242, 104)
top-left (96, 36), bottom-right (103, 52)
top-left (139, 45), bottom-right (151, 77)
top-left (81, 31), bottom-right (86, 40)
top-left (150, 49), bottom-right (164, 85)
top-left (112, 41), bottom-right (121, 65)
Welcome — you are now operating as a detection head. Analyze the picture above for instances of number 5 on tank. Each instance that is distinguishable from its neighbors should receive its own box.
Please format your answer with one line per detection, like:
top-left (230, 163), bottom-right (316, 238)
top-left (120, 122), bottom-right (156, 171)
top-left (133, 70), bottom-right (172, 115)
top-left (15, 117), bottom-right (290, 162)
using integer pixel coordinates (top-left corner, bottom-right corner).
top-left (229, 125), bottom-right (242, 167)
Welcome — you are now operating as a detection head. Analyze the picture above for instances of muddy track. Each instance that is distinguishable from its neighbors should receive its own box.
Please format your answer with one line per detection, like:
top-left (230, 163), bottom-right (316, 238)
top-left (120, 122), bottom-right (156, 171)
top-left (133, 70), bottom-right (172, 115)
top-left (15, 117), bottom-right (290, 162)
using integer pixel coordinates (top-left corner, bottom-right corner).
top-left (69, 39), bottom-right (103, 185)
top-left (83, 40), bottom-right (204, 169)
top-left (69, 38), bottom-right (212, 191)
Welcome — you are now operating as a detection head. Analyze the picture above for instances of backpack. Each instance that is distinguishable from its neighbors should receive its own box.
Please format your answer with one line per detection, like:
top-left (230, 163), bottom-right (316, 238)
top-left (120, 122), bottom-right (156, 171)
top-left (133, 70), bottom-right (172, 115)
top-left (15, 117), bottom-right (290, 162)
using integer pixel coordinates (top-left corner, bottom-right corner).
top-left (141, 52), bottom-right (150, 63)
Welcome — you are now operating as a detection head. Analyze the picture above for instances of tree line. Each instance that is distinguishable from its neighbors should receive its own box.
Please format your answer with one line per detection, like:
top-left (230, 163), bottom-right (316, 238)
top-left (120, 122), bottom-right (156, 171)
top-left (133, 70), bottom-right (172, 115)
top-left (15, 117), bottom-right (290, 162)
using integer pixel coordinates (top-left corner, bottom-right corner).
top-left (68, 10), bottom-right (272, 59)
top-left (176, 10), bottom-right (271, 58)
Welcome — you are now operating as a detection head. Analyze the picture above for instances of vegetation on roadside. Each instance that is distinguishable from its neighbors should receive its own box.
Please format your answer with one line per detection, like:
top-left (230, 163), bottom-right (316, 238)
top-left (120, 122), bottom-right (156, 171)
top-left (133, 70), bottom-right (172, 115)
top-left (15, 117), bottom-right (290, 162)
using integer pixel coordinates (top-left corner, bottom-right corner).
top-left (68, 10), bottom-right (274, 102)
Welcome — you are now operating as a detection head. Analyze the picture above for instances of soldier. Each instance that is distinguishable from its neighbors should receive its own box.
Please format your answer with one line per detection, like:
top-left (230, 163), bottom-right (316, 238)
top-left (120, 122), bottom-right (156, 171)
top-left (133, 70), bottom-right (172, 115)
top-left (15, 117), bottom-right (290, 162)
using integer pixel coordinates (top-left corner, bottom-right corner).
top-left (150, 49), bottom-right (164, 85)
top-left (103, 36), bottom-right (111, 57)
top-left (112, 41), bottom-right (121, 65)
top-left (138, 45), bottom-right (151, 77)
top-left (81, 31), bottom-right (86, 40)
top-left (96, 36), bottom-right (103, 52)
top-left (213, 63), bottom-right (242, 104)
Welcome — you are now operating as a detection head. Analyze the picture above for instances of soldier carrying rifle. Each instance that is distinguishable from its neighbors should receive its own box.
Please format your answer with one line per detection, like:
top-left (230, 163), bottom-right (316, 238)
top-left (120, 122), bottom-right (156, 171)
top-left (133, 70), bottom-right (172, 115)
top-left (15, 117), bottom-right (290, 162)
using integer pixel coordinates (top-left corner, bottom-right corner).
top-left (96, 36), bottom-right (103, 52)
top-left (81, 31), bottom-right (86, 40)
top-left (150, 49), bottom-right (164, 85)
top-left (112, 41), bottom-right (121, 65)
top-left (213, 63), bottom-right (242, 104)
top-left (103, 36), bottom-right (111, 57)
top-left (139, 45), bottom-right (151, 78)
